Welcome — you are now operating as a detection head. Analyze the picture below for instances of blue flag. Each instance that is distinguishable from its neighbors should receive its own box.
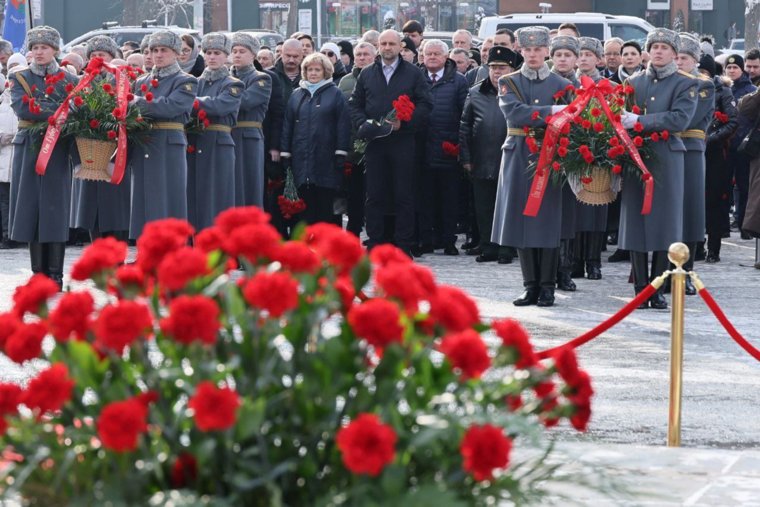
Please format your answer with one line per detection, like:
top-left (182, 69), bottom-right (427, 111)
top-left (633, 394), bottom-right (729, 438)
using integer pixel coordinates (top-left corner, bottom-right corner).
top-left (3, 0), bottom-right (28, 52)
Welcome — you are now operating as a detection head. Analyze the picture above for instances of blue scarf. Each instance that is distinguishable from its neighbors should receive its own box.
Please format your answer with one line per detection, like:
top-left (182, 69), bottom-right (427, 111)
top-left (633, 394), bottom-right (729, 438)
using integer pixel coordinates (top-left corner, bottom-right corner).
top-left (300, 78), bottom-right (332, 96)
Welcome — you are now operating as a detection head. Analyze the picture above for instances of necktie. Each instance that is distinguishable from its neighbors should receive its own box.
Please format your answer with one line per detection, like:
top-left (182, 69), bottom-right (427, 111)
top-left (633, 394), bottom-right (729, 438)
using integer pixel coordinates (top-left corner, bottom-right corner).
top-left (431, 74), bottom-right (438, 83)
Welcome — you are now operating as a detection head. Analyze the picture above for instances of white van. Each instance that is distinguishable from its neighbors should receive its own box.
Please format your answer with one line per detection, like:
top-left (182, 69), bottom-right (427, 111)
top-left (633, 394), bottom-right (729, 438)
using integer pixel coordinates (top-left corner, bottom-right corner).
top-left (478, 13), bottom-right (655, 45)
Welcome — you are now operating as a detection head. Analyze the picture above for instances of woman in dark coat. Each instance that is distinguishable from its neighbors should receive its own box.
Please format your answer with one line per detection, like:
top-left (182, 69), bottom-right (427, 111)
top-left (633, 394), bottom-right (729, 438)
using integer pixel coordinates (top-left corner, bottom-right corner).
top-left (179, 34), bottom-right (205, 77)
top-left (280, 52), bottom-right (351, 224)
top-left (186, 33), bottom-right (242, 231)
top-left (9, 26), bottom-right (78, 288)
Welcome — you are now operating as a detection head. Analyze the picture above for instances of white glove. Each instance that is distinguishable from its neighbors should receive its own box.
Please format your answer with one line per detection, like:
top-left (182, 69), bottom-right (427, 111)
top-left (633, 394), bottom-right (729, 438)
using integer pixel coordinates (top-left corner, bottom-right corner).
top-left (621, 112), bottom-right (639, 129)
top-left (551, 105), bottom-right (567, 114)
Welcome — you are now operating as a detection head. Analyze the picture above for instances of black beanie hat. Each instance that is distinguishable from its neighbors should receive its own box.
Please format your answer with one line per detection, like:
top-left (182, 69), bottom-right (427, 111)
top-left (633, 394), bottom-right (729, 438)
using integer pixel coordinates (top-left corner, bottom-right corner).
top-left (699, 53), bottom-right (716, 77)
top-left (726, 54), bottom-right (744, 70)
top-left (337, 40), bottom-right (354, 62)
top-left (400, 37), bottom-right (418, 57)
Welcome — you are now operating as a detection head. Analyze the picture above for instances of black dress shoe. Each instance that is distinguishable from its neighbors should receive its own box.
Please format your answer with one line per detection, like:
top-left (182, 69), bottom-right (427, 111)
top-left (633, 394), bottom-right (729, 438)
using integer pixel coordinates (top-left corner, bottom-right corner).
top-left (461, 239), bottom-right (478, 250)
top-left (417, 244), bottom-right (434, 255)
top-left (443, 245), bottom-right (459, 256)
top-left (685, 277), bottom-right (696, 296)
top-left (497, 255), bottom-right (513, 264)
top-left (513, 289), bottom-right (539, 306)
top-left (536, 287), bottom-right (555, 307)
top-left (705, 252), bottom-right (720, 263)
top-left (649, 292), bottom-right (668, 310)
top-left (741, 231), bottom-right (752, 240)
top-left (695, 248), bottom-right (706, 262)
top-left (476, 253), bottom-right (498, 263)
top-left (570, 262), bottom-right (585, 278)
top-left (586, 263), bottom-right (602, 280)
top-left (556, 272), bottom-right (576, 291)
top-left (607, 249), bottom-right (630, 262)
top-left (465, 246), bottom-right (482, 256)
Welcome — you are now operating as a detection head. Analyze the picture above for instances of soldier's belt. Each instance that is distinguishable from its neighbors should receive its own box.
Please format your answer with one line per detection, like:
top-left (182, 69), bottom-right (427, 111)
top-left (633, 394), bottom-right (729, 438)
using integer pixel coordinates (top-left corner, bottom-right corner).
top-left (234, 121), bottom-right (263, 129)
top-left (17, 120), bottom-right (34, 129)
top-left (674, 129), bottom-right (706, 140)
top-left (507, 128), bottom-right (537, 137)
top-left (152, 122), bottom-right (186, 131)
top-left (204, 124), bottom-right (232, 133)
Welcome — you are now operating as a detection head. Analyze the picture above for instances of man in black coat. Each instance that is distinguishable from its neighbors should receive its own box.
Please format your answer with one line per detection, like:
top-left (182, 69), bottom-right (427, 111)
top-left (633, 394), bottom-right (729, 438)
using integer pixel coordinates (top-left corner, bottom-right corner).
top-left (349, 29), bottom-right (432, 256)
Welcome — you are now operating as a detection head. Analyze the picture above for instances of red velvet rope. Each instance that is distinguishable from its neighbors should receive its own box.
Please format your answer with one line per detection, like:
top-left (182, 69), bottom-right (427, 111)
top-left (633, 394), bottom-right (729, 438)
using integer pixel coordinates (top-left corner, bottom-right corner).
top-left (536, 283), bottom-right (657, 359)
top-left (698, 288), bottom-right (760, 362)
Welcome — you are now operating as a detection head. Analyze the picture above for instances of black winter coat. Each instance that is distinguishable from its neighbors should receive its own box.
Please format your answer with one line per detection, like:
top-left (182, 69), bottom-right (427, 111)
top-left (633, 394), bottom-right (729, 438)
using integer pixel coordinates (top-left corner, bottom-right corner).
top-left (730, 73), bottom-right (756, 150)
top-left (258, 60), bottom-right (285, 152)
top-left (332, 59), bottom-right (348, 85)
top-left (349, 55), bottom-right (432, 137)
top-left (281, 82), bottom-right (351, 190)
top-left (707, 76), bottom-right (738, 146)
top-left (459, 78), bottom-right (505, 180)
top-left (425, 59), bottom-right (468, 168)
top-left (273, 59), bottom-right (301, 106)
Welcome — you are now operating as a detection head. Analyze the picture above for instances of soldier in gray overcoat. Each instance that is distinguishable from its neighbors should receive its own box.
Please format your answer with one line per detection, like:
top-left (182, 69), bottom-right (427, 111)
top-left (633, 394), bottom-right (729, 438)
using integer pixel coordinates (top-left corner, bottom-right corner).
top-left (573, 36), bottom-right (608, 281)
top-left (675, 33), bottom-right (714, 295)
top-left (70, 35), bottom-right (131, 242)
top-left (550, 35), bottom-right (580, 291)
top-left (492, 27), bottom-right (571, 307)
top-left (8, 26), bottom-right (78, 288)
top-left (129, 30), bottom-right (197, 239)
top-left (620, 28), bottom-right (697, 309)
top-left (186, 33), bottom-right (242, 231)
top-left (229, 32), bottom-right (272, 208)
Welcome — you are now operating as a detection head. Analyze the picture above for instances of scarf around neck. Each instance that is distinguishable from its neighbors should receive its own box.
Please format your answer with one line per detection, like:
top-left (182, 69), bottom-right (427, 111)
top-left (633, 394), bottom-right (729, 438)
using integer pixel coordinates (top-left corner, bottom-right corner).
top-left (200, 66), bottom-right (230, 83)
top-left (29, 60), bottom-right (60, 77)
top-left (152, 61), bottom-right (182, 79)
top-left (646, 61), bottom-right (678, 80)
top-left (179, 44), bottom-right (200, 74)
top-left (618, 65), bottom-right (642, 82)
top-left (520, 62), bottom-right (550, 81)
top-left (300, 78), bottom-right (332, 96)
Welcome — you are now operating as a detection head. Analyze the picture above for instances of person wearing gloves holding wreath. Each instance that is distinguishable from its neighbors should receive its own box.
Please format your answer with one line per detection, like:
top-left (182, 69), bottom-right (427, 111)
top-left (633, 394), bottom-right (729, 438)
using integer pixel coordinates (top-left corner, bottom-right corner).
top-left (70, 35), bottom-right (131, 244)
top-left (492, 26), bottom-right (571, 307)
top-left (186, 33), bottom-right (242, 231)
top-left (619, 28), bottom-right (697, 309)
top-left (129, 30), bottom-right (197, 239)
top-left (8, 25), bottom-right (78, 288)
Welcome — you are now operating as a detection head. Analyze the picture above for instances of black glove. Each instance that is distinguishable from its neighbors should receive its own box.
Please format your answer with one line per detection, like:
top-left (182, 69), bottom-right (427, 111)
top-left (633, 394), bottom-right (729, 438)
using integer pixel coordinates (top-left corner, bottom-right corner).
top-left (280, 156), bottom-right (291, 174)
top-left (335, 154), bottom-right (346, 172)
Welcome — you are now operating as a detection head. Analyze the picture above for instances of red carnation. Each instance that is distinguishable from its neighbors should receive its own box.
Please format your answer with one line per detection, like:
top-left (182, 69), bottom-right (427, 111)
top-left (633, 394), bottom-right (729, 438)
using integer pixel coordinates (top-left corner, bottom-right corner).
top-left (45, 86), bottom-right (54, 95)
top-left (304, 223), bottom-right (363, 274)
top-left (188, 381), bottom-right (240, 431)
top-left (48, 291), bottom-right (94, 342)
top-left (193, 99), bottom-right (200, 110)
top-left (136, 218), bottom-right (194, 272)
top-left (609, 137), bottom-right (620, 146)
top-left (375, 262), bottom-right (437, 312)
top-left (12, 274), bottom-right (58, 317)
top-left (633, 122), bottom-right (644, 132)
top-left (151, 79), bottom-right (159, 88)
top-left (223, 223), bottom-right (281, 262)
top-left (369, 244), bottom-right (411, 268)
top-left (22, 363), bottom-right (75, 416)
top-left (71, 237), bottom-right (128, 281)
top-left (460, 424), bottom-right (512, 481)
top-left (552, 161), bottom-right (561, 171)
top-left (430, 285), bottom-right (480, 332)
top-left (391, 94), bottom-right (415, 122)
top-left (592, 122), bottom-right (604, 133)
top-left (336, 413), bottom-right (397, 476)
top-left (335, 275), bottom-right (356, 310)
top-left (525, 136), bottom-right (539, 153)
top-left (612, 164), bottom-right (623, 174)
top-left (661, 130), bottom-right (670, 140)
top-left (144, 92), bottom-right (154, 102)
top-left (194, 226), bottom-right (225, 253)
top-left (89, 119), bottom-right (100, 129)
top-left (442, 141), bottom-right (460, 158)
top-left (650, 132), bottom-right (660, 142)
top-left (186, 145), bottom-right (195, 154)
top-left (552, 346), bottom-right (582, 386)
top-left (65, 83), bottom-right (74, 93)
top-left (633, 136), bottom-right (644, 147)
top-left (439, 329), bottom-right (491, 380)
top-left (160, 295), bottom-right (220, 346)
top-left (590, 107), bottom-right (601, 117)
top-left (347, 298), bottom-right (404, 350)
top-left (107, 130), bottom-right (117, 140)
top-left (102, 83), bottom-right (113, 93)
top-left (113, 265), bottom-right (146, 293)
top-left (94, 300), bottom-right (153, 355)
top-left (215, 206), bottom-right (271, 234)
top-left (581, 120), bottom-right (592, 129)
top-left (632, 105), bottom-right (641, 114)
top-left (140, 83), bottom-right (148, 92)
top-left (171, 453), bottom-right (198, 488)
top-left (198, 109), bottom-right (207, 121)
top-left (157, 247), bottom-right (210, 291)
top-left (0, 383), bottom-right (23, 417)
top-left (73, 95), bottom-right (84, 107)
top-left (0, 312), bottom-right (21, 349)
top-left (559, 137), bottom-right (570, 147)
top-left (530, 110), bottom-right (540, 120)
top-left (274, 241), bottom-right (321, 274)
top-left (492, 318), bottom-right (537, 369)
top-left (242, 271), bottom-right (299, 317)
top-left (557, 146), bottom-right (568, 158)
top-left (97, 397), bottom-right (150, 452)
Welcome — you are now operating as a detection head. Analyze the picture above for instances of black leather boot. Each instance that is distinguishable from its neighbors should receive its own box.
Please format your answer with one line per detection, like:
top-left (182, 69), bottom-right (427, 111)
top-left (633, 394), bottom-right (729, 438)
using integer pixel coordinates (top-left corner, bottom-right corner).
top-left (631, 251), bottom-right (650, 309)
top-left (537, 247), bottom-right (559, 307)
top-left (29, 242), bottom-right (45, 274)
top-left (556, 239), bottom-right (576, 291)
top-left (585, 232), bottom-right (603, 280)
top-left (570, 236), bottom-right (585, 278)
top-left (683, 242), bottom-right (697, 295)
top-left (514, 248), bottom-right (539, 306)
top-left (46, 242), bottom-right (66, 291)
top-left (649, 251), bottom-right (669, 310)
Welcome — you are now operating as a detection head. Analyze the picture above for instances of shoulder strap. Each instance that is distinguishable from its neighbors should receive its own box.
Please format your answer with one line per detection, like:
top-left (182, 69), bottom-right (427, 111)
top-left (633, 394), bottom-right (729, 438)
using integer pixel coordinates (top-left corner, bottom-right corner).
top-left (14, 72), bottom-right (33, 96)
top-left (502, 76), bottom-right (524, 103)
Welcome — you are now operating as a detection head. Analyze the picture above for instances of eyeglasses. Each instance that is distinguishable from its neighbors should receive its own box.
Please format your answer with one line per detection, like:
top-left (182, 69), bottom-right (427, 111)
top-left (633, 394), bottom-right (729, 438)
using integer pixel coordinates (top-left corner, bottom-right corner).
top-left (181, 48), bottom-right (192, 55)
top-left (322, 51), bottom-right (335, 57)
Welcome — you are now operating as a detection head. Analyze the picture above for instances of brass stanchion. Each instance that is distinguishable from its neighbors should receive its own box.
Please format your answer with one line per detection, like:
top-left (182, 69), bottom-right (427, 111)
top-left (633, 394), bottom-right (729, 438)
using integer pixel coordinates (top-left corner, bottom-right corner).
top-left (667, 242), bottom-right (689, 447)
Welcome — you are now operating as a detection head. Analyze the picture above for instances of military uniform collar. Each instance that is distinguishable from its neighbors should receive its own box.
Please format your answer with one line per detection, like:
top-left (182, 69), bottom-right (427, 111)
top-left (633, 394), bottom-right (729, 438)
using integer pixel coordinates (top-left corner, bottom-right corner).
top-left (29, 60), bottom-right (60, 77)
top-left (200, 66), bottom-right (230, 83)
top-left (520, 62), bottom-right (550, 81)
top-left (232, 63), bottom-right (255, 78)
top-left (646, 61), bottom-right (677, 80)
top-left (577, 67), bottom-right (601, 81)
top-left (553, 68), bottom-right (576, 82)
top-left (152, 61), bottom-right (182, 79)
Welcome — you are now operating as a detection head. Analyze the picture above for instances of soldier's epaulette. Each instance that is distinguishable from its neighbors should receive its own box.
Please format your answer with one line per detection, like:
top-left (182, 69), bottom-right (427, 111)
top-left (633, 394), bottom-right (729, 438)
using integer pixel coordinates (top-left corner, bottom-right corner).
top-left (229, 76), bottom-right (241, 82)
top-left (506, 70), bottom-right (521, 77)
top-left (678, 70), bottom-right (697, 79)
top-left (696, 73), bottom-right (711, 81)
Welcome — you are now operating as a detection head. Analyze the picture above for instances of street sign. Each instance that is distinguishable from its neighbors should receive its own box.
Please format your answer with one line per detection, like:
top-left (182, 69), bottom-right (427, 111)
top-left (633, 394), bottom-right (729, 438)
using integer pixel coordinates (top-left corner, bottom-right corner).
top-left (647, 0), bottom-right (670, 10)
top-left (691, 0), bottom-right (713, 10)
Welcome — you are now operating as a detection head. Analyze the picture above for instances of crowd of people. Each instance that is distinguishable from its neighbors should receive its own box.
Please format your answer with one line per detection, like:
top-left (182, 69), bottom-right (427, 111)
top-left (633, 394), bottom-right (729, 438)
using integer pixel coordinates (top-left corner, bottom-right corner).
top-left (0, 20), bottom-right (758, 306)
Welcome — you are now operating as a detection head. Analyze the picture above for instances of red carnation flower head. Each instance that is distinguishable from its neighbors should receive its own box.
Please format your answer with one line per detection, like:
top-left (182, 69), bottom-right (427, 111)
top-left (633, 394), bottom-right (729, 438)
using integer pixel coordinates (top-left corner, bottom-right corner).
top-left (151, 79), bottom-right (159, 88)
top-left (274, 241), bottom-right (321, 274)
top-left (375, 262), bottom-right (437, 312)
top-left (144, 92), bottom-right (154, 102)
top-left (368, 244), bottom-right (412, 268)
top-left (460, 424), bottom-right (513, 481)
top-left (107, 130), bottom-right (117, 140)
top-left (0, 383), bottom-right (23, 417)
top-left (592, 122), bottom-right (604, 133)
top-left (188, 381), bottom-right (240, 432)
top-left (581, 119), bottom-right (592, 129)
top-left (429, 285), bottom-right (480, 332)
top-left (557, 146), bottom-right (568, 158)
top-left (45, 85), bottom-right (54, 95)
top-left (194, 226), bottom-right (225, 253)
top-left (65, 83), bottom-right (74, 93)
top-left (12, 273), bottom-right (59, 317)
top-left (71, 236), bottom-right (128, 281)
top-left (242, 271), bottom-right (299, 318)
top-left (590, 107), bottom-right (601, 117)
top-left (559, 137), bottom-right (570, 147)
top-left (94, 300), bottom-right (153, 355)
top-left (439, 329), bottom-right (491, 380)
top-left (160, 295), bottom-right (220, 346)
top-left (650, 132), bottom-right (660, 142)
top-left (136, 218), bottom-right (194, 272)
top-left (97, 397), bottom-right (150, 452)
top-left (214, 206), bottom-right (271, 234)
top-left (22, 363), bottom-right (75, 416)
top-left (609, 137), bottom-right (620, 146)
top-left (223, 223), bottom-right (281, 263)
top-left (336, 413), bottom-right (397, 476)
top-left (48, 291), bottom-right (94, 342)
top-left (110, 265), bottom-right (146, 297)
top-left (633, 122), bottom-right (644, 132)
top-left (89, 119), bottom-right (100, 129)
top-left (193, 99), bottom-right (200, 110)
top-left (661, 130), bottom-right (670, 141)
top-left (156, 247), bottom-right (210, 291)
top-left (198, 109), bottom-right (207, 121)
top-left (491, 319), bottom-right (537, 368)
top-left (304, 223), bottom-right (363, 274)
top-left (442, 141), bottom-right (460, 157)
top-left (102, 83), bottom-right (113, 93)
top-left (633, 136), bottom-right (644, 147)
top-left (140, 83), bottom-right (148, 93)
top-left (552, 161), bottom-right (561, 171)
top-left (0, 312), bottom-right (21, 350)
top-left (612, 164), bottom-right (623, 174)
top-left (4, 322), bottom-right (46, 364)
top-left (551, 346), bottom-right (582, 385)
top-left (334, 275), bottom-right (356, 310)
top-left (391, 94), bottom-right (415, 122)
top-left (347, 298), bottom-right (404, 351)
top-left (171, 452), bottom-right (198, 488)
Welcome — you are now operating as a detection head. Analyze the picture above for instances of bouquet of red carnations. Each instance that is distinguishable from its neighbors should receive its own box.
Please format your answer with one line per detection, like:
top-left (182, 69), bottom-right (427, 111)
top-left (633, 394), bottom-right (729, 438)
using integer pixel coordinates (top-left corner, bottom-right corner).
top-left (353, 94), bottom-right (416, 157)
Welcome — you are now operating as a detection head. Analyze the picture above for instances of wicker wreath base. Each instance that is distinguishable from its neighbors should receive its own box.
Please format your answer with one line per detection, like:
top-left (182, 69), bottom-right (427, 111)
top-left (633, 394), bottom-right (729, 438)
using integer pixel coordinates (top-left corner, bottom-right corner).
top-left (74, 137), bottom-right (117, 182)
top-left (575, 167), bottom-right (616, 206)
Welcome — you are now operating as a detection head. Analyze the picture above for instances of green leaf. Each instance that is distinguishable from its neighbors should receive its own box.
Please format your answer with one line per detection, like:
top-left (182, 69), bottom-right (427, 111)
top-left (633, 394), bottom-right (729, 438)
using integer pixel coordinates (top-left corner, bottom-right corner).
top-left (380, 464), bottom-right (406, 498)
top-left (235, 397), bottom-right (266, 441)
top-left (351, 256), bottom-right (371, 292)
top-left (395, 485), bottom-right (467, 507)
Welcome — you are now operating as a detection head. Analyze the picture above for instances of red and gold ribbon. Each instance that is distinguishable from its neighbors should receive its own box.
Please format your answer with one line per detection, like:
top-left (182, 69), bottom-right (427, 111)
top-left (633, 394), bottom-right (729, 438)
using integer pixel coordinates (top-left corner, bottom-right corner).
top-left (523, 76), bottom-right (653, 216)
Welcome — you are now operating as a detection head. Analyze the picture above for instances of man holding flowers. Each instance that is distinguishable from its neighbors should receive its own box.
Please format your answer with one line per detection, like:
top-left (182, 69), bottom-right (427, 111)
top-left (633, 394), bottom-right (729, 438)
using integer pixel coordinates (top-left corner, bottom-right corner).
top-left (619, 28), bottom-right (697, 309)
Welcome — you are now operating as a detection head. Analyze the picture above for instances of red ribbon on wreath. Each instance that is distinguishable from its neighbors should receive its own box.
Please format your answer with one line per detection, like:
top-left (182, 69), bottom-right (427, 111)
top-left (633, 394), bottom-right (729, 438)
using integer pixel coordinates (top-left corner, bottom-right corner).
top-left (36, 57), bottom-right (131, 185)
top-left (523, 76), bottom-right (653, 217)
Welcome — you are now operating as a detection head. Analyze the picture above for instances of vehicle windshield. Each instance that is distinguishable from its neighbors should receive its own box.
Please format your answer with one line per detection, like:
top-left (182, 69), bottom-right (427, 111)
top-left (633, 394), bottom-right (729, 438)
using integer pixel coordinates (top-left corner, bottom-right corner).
top-left (496, 22), bottom-right (604, 40)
